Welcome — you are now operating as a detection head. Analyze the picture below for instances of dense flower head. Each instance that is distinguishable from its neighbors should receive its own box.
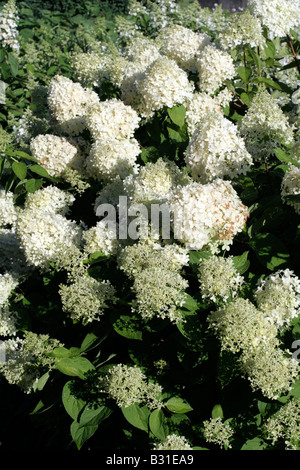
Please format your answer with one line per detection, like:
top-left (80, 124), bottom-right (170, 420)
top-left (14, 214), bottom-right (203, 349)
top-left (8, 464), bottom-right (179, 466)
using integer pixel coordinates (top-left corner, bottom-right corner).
top-left (133, 56), bottom-right (194, 118)
top-left (72, 52), bottom-right (128, 88)
top-left (196, 44), bottom-right (236, 94)
top-left (59, 276), bottom-right (116, 325)
top-left (185, 111), bottom-right (253, 183)
top-left (47, 75), bottom-right (99, 135)
top-left (118, 239), bottom-right (189, 323)
top-left (0, 272), bottom-right (19, 337)
top-left (83, 220), bottom-right (120, 257)
top-left (248, 0), bottom-right (300, 40)
top-left (124, 36), bottom-right (161, 68)
top-left (239, 87), bottom-right (294, 161)
top-left (203, 417), bottom-right (234, 449)
top-left (123, 158), bottom-right (190, 205)
top-left (0, 331), bottom-right (62, 393)
top-left (198, 255), bottom-right (244, 302)
top-left (16, 206), bottom-right (82, 272)
top-left (85, 99), bottom-right (140, 141)
top-left (207, 298), bottom-right (278, 353)
top-left (169, 179), bottom-right (249, 252)
top-left (264, 398), bottom-right (300, 450)
top-left (0, 189), bottom-right (18, 227)
top-left (24, 185), bottom-right (75, 216)
top-left (281, 164), bottom-right (300, 214)
top-left (254, 269), bottom-right (300, 328)
top-left (240, 341), bottom-right (299, 400)
top-left (30, 134), bottom-right (80, 177)
top-left (99, 363), bottom-right (163, 409)
top-left (154, 434), bottom-right (192, 450)
top-left (85, 137), bottom-right (140, 182)
top-left (0, 0), bottom-right (19, 51)
top-left (185, 90), bottom-right (232, 137)
top-left (219, 9), bottom-right (265, 50)
top-left (156, 24), bottom-right (210, 72)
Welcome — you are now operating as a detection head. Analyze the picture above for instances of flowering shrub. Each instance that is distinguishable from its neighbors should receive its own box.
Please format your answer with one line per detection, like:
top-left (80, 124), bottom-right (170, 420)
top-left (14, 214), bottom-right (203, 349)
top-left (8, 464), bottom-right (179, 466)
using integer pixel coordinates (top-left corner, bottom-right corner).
top-left (0, 0), bottom-right (300, 452)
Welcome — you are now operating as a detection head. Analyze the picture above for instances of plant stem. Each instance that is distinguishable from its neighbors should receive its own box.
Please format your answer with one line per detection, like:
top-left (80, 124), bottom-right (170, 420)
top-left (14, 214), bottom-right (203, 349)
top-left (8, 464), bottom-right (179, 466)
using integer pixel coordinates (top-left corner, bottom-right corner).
top-left (287, 34), bottom-right (300, 74)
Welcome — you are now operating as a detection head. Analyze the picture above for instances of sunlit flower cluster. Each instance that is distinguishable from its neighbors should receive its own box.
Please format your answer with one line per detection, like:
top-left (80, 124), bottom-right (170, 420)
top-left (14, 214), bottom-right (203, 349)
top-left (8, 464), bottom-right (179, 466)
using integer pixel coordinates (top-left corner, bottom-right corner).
top-left (170, 179), bottom-right (249, 252)
top-left (0, 0), bottom-right (19, 52)
top-left (0, 331), bottom-right (62, 393)
top-left (264, 398), bottom-right (300, 450)
top-left (219, 9), bottom-right (265, 50)
top-left (239, 87), bottom-right (294, 161)
top-left (198, 255), bottom-right (244, 303)
top-left (248, 0), bottom-right (300, 40)
top-left (99, 363), bottom-right (163, 409)
top-left (154, 434), bottom-right (192, 450)
top-left (196, 44), bottom-right (236, 94)
top-left (202, 417), bottom-right (234, 449)
top-left (185, 111), bottom-right (253, 183)
top-left (47, 75), bottom-right (99, 135)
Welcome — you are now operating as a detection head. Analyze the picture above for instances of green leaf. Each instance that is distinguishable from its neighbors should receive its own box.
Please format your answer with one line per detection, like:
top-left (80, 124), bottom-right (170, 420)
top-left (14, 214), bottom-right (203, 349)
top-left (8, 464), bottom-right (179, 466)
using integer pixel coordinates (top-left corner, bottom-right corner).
top-left (241, 437), bottom-right (267, 450)
top-left (254, 77), bottom-right (282, 90)
top-left (232, 251), bottom-right (250, 274)
top-left (264, 40), bottom-right (276, 59)
top-left (12, 161), bottom-right (27, 180)
top-left (55, 356), bottom-right (95, 379)
top-left (32, 371), bottom-right (50, 392)
top-left (167, 104), bottom-right (186, 128)
top-left (7, 53), bottom-right (18, 77)
top-left (62, 381), bottom-right (86, 420)
top-left (166, 397), bottom-right (193, 414)
top-left (29, 164), bottom-right (51, 178)
top-left (110, 312), bottom-right (142, 341)
top-left (211, 404), bottom-right (224, 419)
top-left (79, 405), bottom-right (112, 427)
top-left (249, 49), bottom-right (261, 74)
top-left (250, 232), bottom-right (290, 271)
top-left (80, 333), bottom-right (99, 352)
top-left (5, 150), bottom-right (38, 162)
top-left (70, 421), bottom-right (98, 450)
top-left (237, 66), bottom-right (252, 83)
top-left (149, 409), bottom-right (169, 440)
top-left (121, 403), bottom-right (150, 432)
top-left (25, 178), bottom-right (44, 193)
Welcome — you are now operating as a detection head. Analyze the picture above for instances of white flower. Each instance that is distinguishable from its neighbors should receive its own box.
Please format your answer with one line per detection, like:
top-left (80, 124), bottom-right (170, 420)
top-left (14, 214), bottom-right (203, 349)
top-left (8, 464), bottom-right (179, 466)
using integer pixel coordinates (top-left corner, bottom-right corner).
top-left (185, 111), bottom-right (253, 183)
top-left (281, 164), bottom-right (300, 214)
top-left (196, 44), bottom-right (236, 94)
top-left (169, 179), bottom-right (249, 252)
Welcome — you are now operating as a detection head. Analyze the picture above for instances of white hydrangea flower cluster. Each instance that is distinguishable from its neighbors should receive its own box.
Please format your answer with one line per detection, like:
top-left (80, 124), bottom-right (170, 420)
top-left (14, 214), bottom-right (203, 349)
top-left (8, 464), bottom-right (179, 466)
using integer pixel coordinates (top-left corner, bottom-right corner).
top-left (198, 255), bottom-right (244, 303)
top-left (196, 44), bottom-right (236, 94)
top-left (0, 0), bottom-right (19, 52)
top-left (72, 52), bottom-right (110, 87)
top-left (59, 275), bottom-right (116, 325)
top-left (185, 90), bottom-right (232, 137)
top-left (16, 188), bottom-right (81, 272)
top-left (281, 164), bottom-right (300, 214)
top-left (239, 87), bottom-right (295, 161)
top-left (47, 75), bottom-right (100, 135)
top-left (185, 111), bottom-right (253, 183)
top-left (240, 341), bottom-right (299, 400)
top-left (82, 221), bottom-right (120, 257)
top-left (123, 157), bottom-right (191, 206)
top-left (118, 239), bottom-right (189, 323)
top-left (207, 298), bottom-right (278, 353)
top-left (125, 56), bottom-right (194, 119)
top-left (0, 188), bottom-right (19, 227)
top-left (202, 417), bottom-right (234, 449)
top-left (99, 363), bottom-right (163, 409)
top-left (248, 0), bottom-right (300, 40)
top-left (156, 24), bottom-right (210, 72)
top-left (219, 9), bottom-right (265, 50)
top-left (154, 434), bottom-right (192, 450)
top-left (124, 36), bottom-right (161, 69)
top-left (264, 398), bottom-right (300, 450)
top-left (170, 179), bottom-right (249, 252)
top-left (30, 134), bottom-right (80, 177)
top-left (24, 185), bottom-right (75, 216)
top-left (254, 269), bottom-right (300, 328)
top-left (208, 295), bottom-right (300, 399)
top-left (0, 331), bottom-right (62, 393)
top-left (85, 98), bottom-right (141, 182)
top-left (0, 272), bottom-right (19, 337)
